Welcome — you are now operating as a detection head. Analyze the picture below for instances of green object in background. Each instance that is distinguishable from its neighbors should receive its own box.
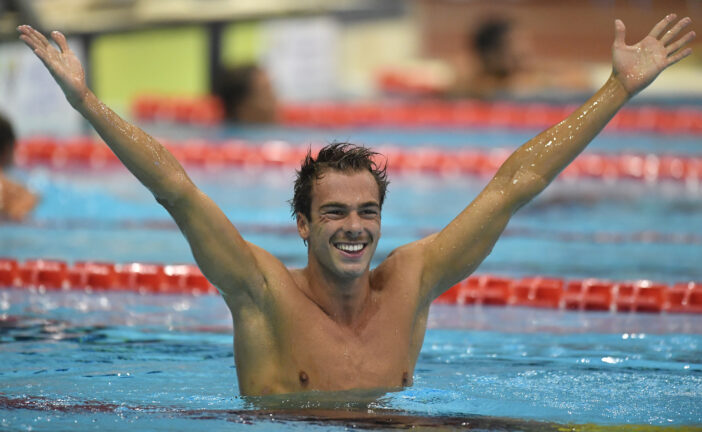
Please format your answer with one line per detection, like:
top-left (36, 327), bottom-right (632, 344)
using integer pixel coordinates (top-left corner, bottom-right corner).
top-left (221, 21), bottom-right (263, 68)
top-left (91, 26), bottom-right (209, 114)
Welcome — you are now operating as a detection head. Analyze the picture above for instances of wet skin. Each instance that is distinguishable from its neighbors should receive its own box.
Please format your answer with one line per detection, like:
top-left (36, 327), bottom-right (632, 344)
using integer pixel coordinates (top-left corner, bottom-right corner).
top-left (0, 172), bottom-right (38, 222)
top-left (229, 170), bottom-right (431, 395)
top-left (299, 170), bottom-right (381, 288)
top-left (16, 14), bottom-right (695, 396)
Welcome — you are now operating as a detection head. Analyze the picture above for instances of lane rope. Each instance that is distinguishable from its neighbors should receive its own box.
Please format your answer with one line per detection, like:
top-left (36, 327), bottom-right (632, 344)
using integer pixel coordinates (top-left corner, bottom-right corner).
top-left (277, 102), bottom-right (702, 135)
top-left (1, 258), bottom-right (700, 314)
top-left (129, 95), bottom-right (702, 136)
top-left (14, 137), bottom-right (702, 184)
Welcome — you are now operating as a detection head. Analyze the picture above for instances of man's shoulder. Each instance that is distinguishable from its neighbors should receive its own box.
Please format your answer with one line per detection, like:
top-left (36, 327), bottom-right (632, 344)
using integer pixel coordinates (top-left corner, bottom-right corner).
top-left (228, 242), bottom-right (300, 296)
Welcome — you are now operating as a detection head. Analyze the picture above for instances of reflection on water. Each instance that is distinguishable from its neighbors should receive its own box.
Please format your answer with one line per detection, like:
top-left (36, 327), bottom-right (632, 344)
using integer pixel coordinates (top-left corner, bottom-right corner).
top-left (0, 392), bottom-right (569, 431)
top-left (0, 315), bottom-right (108, 343)
top-left (1, 290), bottom-right (700, 428)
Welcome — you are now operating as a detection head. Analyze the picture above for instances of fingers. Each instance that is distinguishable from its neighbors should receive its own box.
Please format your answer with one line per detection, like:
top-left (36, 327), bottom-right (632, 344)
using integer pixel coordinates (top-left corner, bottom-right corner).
top-left (17, 25), bottom-right (58, 69)
top-left (649, 13), bottom-right (677, 39)
top-left (666, 30), bottom-right (696, 55)
top-left (613, 19), bottom-right (626, 47)
top-left (660, 16), bottom-right (692, 45)
top-left (34, 28), bottom-right (52, 47)
top-left (17, 25), bottom-right (45, 51)
top-left (17, 25), bottom-right (53, 57)
top-left (667, 47), bottom-right (693, 67)
top-left (17, 25), bottom-right (71, 60)
top-left (26, 26), bottom-right (51, 49)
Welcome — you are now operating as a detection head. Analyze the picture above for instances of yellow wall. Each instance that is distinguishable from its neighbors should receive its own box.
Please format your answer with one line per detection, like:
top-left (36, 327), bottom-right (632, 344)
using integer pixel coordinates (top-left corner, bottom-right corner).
top-left (91, 26), bottom-right (209, 114)
top-left (221, 21), bottom-right (264, 67)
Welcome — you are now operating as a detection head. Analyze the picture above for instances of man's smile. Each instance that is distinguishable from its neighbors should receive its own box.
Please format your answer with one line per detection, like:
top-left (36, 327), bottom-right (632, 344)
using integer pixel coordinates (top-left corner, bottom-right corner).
top-left (333, 242), bottom-right (368, 255)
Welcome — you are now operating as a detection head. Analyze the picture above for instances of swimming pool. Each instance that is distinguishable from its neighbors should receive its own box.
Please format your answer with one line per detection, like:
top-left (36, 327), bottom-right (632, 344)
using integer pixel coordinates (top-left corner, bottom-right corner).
top-left (2, 125), bottom-right (701, 430)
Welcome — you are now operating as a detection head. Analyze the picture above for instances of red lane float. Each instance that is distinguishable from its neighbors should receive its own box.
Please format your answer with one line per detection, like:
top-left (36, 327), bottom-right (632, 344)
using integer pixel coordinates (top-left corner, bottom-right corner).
top-left (277, 102), bottom-right (702, 134)
top-left (132, 95), bottom-right (225, 126)
top-left (1, 258), bottom-right (217, 296)
top-left (14, 137), bottom-right (702, 184)
top-left (2, 258), bottom-right (701, 313)
top-left (129, 96), bottom-right (702, 135)
top-left (434, 274), bottom-right (702, 314)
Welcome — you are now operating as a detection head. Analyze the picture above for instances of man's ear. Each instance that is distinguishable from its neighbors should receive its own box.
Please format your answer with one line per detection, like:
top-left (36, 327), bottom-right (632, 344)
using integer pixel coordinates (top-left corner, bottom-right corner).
top-left (296, 212), bottom-right (309, 240)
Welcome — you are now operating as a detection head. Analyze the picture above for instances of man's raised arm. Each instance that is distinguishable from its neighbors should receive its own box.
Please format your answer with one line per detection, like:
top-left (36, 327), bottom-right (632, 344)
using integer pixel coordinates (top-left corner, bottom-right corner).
top-left (17, 26), bottom-right (267, 304)
top-left (418, 15), bottom-right (695, 301)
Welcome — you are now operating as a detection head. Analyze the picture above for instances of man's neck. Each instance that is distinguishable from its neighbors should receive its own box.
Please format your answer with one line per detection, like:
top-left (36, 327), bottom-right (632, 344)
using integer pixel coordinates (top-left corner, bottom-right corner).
top-left (302, 263), bottom-right (372, 327)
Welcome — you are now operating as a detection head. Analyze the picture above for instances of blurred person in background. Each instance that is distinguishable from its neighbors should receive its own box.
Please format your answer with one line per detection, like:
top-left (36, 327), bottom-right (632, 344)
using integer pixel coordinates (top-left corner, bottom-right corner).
top-left (213, 64), bottom-right (278, 124)
top-left (0, 113), bottom-right (38, 222)
top-left (450, 16), bottom-right (590, 99)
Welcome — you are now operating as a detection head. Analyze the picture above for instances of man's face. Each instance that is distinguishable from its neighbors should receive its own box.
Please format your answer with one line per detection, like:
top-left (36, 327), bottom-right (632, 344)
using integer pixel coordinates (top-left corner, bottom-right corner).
top-left (297, 169), bottom-right (381, 281)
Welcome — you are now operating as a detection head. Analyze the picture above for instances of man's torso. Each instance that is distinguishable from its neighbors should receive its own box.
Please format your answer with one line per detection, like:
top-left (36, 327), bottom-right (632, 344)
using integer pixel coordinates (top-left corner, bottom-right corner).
top-left (227, 244), bottom-right (430, 396)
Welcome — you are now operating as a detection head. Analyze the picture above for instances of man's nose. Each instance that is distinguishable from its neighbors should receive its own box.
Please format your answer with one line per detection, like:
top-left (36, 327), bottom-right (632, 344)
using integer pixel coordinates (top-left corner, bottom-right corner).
top-left (344, 212), bottom-right (363, 237)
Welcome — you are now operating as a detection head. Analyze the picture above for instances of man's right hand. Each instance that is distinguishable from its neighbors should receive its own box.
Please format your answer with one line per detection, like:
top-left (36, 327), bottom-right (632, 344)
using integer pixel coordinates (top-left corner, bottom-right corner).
top-left (18, 25), bottom-right (89, 107)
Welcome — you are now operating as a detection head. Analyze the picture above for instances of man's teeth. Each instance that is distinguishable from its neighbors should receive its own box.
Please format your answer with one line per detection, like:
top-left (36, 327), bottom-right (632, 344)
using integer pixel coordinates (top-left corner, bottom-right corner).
top-left (335, 243), bottom-right (365, 253)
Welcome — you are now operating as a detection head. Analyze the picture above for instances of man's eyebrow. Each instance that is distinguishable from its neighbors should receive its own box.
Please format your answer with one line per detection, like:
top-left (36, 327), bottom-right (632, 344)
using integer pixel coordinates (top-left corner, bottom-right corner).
top-left (359, 202), bottom-right (380, 209)
top-left (319, 202), bottom-right (349, 209)
top-left (319, 201), bottom-right (380, 209)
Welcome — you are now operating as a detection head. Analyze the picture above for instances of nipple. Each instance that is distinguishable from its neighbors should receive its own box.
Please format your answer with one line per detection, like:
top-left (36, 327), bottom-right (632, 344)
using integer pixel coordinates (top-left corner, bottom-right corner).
top-left (299, 370), bottom-right (309, 387)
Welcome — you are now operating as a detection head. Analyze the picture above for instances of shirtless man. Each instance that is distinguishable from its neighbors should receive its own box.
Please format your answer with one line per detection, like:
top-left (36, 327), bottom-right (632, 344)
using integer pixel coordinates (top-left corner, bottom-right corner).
top-left (0, 114), bottom-right (38, 222)
top-left (17, 15), bottom-right (694, 396)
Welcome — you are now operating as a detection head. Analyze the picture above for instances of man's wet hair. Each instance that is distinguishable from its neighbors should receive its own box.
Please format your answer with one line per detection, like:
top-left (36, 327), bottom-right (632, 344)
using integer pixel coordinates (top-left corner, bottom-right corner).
top-left (291, 142), bottom-right (389, 220)
top-left (0, 113), bottom-right (16, 168)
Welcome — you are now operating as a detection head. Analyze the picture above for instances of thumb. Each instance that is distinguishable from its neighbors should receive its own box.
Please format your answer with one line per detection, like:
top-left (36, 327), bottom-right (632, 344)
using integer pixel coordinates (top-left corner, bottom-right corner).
top-left (613, 19), bottom-right (626, 47)
top-left (51, 31), bottom-right (70, 54)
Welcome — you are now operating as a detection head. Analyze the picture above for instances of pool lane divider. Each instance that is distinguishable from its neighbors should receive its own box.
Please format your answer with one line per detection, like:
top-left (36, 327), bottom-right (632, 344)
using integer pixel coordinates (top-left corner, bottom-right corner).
top-left (130, 95), bottom-right (702, 136)
top-left (14, 137), bottom-right (702, 184)
top-left (277, 102), bottom-right (702, 135)
top-left (1, 258), bottom-right (701, 314)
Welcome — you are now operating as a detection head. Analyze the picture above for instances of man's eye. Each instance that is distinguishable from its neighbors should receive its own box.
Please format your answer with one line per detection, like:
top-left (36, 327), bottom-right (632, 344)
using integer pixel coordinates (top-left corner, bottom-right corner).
top-left (361, 209), bottom-right (379, 216)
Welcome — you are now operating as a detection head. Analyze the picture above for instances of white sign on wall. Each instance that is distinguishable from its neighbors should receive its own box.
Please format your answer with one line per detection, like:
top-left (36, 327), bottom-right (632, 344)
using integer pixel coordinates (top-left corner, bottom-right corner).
top-left (263, 17), bottom-right (340, 102)
top-left (0, 40), bottom-right (85, 138)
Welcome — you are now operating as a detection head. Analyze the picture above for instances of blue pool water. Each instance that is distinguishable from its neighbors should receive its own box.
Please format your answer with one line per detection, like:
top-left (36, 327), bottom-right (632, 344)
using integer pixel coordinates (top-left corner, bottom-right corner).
top-left (1, 291), bottom-right (701, 430)
top-left (2, 125), bottom-right (702, 430)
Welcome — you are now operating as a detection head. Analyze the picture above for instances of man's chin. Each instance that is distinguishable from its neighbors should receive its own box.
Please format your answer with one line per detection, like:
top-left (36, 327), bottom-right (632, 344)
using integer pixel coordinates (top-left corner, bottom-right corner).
top-left (334, 263), bottom-right (370, 281)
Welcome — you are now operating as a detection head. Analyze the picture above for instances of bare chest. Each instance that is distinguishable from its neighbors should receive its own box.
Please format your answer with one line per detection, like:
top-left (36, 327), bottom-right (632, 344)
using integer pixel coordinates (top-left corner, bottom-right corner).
top-left (275, 298), bottom-right (423, 392)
